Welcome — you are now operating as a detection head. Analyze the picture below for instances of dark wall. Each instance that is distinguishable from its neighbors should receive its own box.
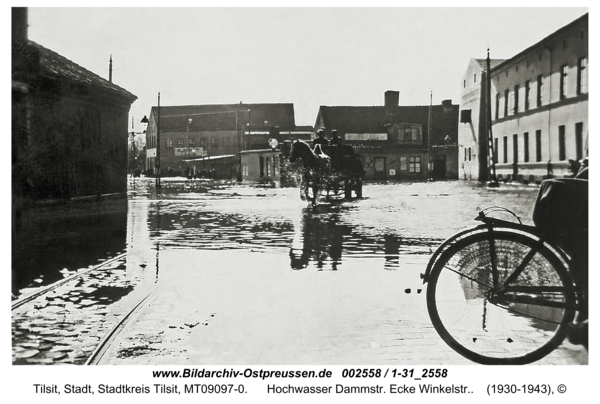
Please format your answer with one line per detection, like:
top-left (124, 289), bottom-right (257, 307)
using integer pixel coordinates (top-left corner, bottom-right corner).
top-left (13, 71), bottom-right (131, 205)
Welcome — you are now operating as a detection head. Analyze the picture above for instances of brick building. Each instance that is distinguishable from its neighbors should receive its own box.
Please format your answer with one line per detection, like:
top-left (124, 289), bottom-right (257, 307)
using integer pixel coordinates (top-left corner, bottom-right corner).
top-left (144, 103), bottom-right (311, 178)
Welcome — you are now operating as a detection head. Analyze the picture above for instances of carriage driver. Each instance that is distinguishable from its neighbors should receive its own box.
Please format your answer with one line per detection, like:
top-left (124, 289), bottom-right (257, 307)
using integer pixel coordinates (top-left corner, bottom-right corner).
top-left (312, 128), bottom-right (330, 155)
top-left (330, 129), bottom-right (342, 145)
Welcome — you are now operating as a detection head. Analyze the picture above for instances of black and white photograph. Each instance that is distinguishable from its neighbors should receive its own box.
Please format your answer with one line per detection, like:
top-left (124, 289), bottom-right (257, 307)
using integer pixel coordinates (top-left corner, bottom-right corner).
top-left (9, 2), bottom-right (593, 401)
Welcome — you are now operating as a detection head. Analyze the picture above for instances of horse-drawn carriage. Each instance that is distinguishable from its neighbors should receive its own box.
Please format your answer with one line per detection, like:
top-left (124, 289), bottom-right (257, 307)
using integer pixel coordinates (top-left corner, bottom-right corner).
top-left (288, 140), bottom-right (365, 204)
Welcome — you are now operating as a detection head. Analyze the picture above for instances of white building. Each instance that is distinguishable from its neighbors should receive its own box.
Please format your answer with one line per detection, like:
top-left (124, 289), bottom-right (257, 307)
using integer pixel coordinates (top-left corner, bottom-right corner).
top-left (459, 13), bottom-right (588, 183)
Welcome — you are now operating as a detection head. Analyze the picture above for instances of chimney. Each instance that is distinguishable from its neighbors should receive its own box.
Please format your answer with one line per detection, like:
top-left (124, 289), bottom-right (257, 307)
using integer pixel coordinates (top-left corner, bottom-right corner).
top-left (441, 99), bottom-right (453, 114)
top-left (384, 90), bottom-right (399, 115)
top-left (109, 55), bottom-right (112, 83)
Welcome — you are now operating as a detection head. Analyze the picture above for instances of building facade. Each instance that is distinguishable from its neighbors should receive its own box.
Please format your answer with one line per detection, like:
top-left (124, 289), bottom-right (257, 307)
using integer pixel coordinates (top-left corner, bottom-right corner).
top-left (459, 13), bottom-right (588, 183)
top-left (314, 91), bottom-right (459, 181)
top-left (144, 103), bottom-right (311, 177)
top-left (12, 8), bottom-right (137, 206)
top-left (458, 58), bottom-right (505, 181)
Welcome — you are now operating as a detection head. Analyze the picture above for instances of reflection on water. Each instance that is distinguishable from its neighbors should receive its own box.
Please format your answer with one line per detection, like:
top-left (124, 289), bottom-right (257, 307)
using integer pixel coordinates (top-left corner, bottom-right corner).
top-left (12, 200), bottom-right (128, 298)
top-left (144, 201), bottom-right (440, 273)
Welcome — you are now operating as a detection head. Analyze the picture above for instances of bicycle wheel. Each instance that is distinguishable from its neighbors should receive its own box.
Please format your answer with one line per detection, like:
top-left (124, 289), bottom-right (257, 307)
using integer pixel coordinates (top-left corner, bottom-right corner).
top-left (427, 230), bottom-right (576, 365)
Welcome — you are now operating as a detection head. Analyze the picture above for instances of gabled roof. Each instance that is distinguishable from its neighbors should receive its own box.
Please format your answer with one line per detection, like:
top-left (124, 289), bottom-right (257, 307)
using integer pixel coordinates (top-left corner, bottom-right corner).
top-left (318, 104), bottom-right (459, 145)
top-left (27, 40), bottom-right (136, 101)
top-left (473, 58), bottom-right (506, 70)
top-left (318, 105), bottom-right (457, 131)
top-left (151, 103), bottom-right (297, 132)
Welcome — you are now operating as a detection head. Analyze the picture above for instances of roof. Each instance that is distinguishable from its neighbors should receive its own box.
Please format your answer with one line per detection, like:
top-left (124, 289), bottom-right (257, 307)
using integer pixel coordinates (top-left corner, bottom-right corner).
top-left (491, 13), bottom-right (588, 72)
top-left (151, 103), bottom-right (297, 132)
top-left (27, 40), bottom-right (137, 101)
top-left (318, 104), bottom-right (458, 131)
top-left (473, 58), bottom-right (506, 70)
top-left (318, 104), bottom-right (460, 145)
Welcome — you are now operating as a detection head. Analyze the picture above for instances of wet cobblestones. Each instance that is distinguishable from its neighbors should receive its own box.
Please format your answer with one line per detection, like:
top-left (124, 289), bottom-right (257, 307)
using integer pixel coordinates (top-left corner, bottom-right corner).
top-left (12, 256), bottom-right (150, 365)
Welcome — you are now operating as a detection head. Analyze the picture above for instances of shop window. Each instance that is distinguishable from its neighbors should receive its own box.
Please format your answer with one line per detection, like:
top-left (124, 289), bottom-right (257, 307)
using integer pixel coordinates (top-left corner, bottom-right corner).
top-left (409, 156), bottom-right (421, 173)
top-left (400, 157), bottom-right (407, 170)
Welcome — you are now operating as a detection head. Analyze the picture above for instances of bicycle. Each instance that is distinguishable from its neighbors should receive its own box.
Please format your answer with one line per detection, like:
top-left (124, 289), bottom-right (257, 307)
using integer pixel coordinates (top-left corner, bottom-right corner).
top-left (420, 178), bottom-right (588, 365)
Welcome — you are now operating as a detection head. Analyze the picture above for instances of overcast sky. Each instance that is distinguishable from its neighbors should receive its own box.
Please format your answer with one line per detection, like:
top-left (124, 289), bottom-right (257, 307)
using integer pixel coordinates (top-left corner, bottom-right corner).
top-left (26, 6), bottom-right (588, 132)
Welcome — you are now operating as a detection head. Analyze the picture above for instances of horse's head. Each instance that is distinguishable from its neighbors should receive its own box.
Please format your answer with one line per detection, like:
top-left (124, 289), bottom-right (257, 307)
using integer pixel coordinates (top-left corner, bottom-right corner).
top-left (289, 140), bottom-right (302, 163)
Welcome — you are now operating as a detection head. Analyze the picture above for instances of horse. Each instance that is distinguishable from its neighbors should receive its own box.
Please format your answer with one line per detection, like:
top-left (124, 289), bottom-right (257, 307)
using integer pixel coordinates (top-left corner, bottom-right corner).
top-left (289, 140), bottom-right (332, 205)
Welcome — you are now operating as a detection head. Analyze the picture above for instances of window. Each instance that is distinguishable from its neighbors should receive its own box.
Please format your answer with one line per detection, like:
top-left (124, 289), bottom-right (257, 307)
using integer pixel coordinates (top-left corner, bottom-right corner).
top-left (464, 148), bottom-right (467, 162)
top-left (463, 79), bottom-right (466, 88)
top-left (474, 73), bottom-right (477, 83)
top-left (409, 156), bottom-right (421, 173)
top-left (167, 138), bottom-right (173, 148)
top-left (495, 94), bottom-right (500, 120)
top-left (265, 157), bottom-right (270, 176)
top-left (188, 138), bottom-right (195, 147)
top-left (242, 164), bottom-right (248, 176)
top-left (504, 89), bottom-right (509, 118)
top-left (513, 134), bottom-right (518, 164)
top-left (560, 65), bottom-right (567, 99)
top-left (468, 147), bottom-right (472, 161)
top-left (536, 75), bottom-right (543, 107)
top-left (503, 136), bottom-right (508, 164)
top-left (558, 125), bottom-right (566, 161)
top-left (395, 124), bottom-right (422, 144)
top-left (494, 138), bottom-right (498, 164)
top-left (524, 132), bottom-right (529, 163)
top-left (211, 138), bottom-right (218, 147)
top-left (575, 122), bottom-right (584, 160)
top-left (535, 130), bottom-right (542, 162)
top-left (577, 57), bottom-right (587, 94)
top-left (400, 157), bottom-right (407, 171)
top-left (200, 138), bottom-right (207, 147)
top-left (177, 138), bottom-right (184, 147)
top-left (513, 85), bottom-right (519, 113)
top-left (524, 80), bottom-right (530, 111)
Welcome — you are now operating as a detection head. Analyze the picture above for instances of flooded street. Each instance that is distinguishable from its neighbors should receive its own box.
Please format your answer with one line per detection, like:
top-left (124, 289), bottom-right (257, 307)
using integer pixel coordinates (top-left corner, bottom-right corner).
top-left (12, 178), bottom-right (587, 365)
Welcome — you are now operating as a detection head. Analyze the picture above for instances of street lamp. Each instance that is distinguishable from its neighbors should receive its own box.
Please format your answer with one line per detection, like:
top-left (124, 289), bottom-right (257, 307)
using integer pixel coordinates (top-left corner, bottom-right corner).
top-left (129, 116), bottom-right (148, 179)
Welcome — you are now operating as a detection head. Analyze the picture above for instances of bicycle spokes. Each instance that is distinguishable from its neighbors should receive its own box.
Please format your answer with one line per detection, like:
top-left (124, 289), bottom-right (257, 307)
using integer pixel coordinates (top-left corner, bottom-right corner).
top-left (427, 231), bottom-right (576, 364)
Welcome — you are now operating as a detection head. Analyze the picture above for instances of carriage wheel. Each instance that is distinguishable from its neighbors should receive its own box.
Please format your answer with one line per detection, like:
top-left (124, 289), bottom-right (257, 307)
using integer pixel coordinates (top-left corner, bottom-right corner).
top-left (355, 178), bottom-right (363, 198)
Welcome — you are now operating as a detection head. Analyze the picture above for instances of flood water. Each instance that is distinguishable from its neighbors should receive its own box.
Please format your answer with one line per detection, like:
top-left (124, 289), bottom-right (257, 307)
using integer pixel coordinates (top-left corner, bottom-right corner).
top-left (17, 177), bottom-right (573, 365)
top-left (13, 178), bottom-right (541, 299)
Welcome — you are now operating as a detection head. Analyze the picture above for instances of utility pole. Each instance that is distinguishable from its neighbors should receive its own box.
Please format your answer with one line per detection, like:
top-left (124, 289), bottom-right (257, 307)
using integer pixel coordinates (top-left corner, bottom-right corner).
top-left (486, 49), bottom-right (499, 187)
top-left (156, 92), bottom-right (161, 189)
top-left (427, 91), bottom-right (433, 181)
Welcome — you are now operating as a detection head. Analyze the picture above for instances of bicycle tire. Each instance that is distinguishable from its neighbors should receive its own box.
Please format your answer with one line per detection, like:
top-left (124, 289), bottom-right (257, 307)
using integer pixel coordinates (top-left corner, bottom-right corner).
top-left (426, 230), bottom-right (576, 365)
